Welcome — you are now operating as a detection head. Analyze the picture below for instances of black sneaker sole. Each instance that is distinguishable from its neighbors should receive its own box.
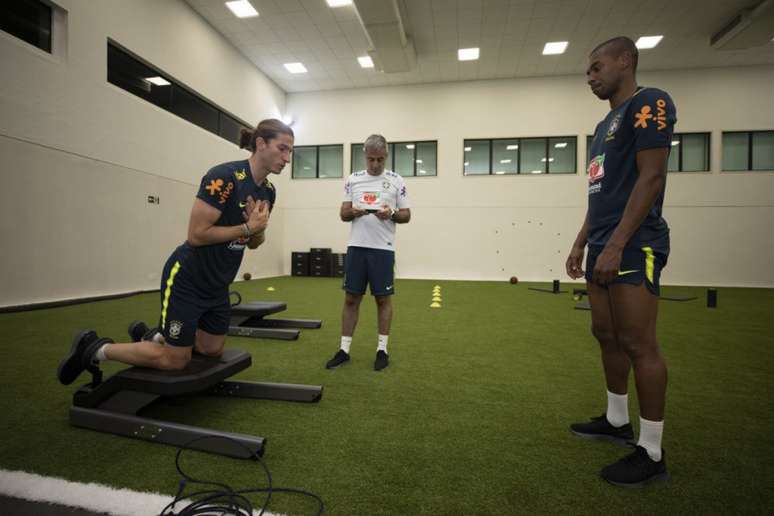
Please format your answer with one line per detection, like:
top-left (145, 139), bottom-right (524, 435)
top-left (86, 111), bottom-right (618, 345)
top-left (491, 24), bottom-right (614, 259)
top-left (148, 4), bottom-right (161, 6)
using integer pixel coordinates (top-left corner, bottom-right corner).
top-left (325, 359), bottom-right (350, 369)
top-left (57, 329), bottom-right (98, 385)
top-left (570, 428), bottom-right (635, 447)
top-left (603, 470), bottom-right (670, 488)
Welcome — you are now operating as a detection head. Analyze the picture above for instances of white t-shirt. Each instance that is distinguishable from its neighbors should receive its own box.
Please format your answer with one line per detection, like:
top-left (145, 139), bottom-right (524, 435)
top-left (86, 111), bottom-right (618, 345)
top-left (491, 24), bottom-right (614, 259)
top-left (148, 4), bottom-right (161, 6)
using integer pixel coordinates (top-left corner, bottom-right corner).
top-left (343, 169), bottom-right (410, 251)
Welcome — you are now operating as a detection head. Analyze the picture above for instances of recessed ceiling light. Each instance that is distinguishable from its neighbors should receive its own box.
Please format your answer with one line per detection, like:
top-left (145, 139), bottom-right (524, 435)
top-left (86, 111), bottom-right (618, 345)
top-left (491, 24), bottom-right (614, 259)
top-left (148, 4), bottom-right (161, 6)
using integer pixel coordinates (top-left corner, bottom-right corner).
top-left (405, 144), bottom-right (415, 149)
top-left (326, 0), bottom-right (352, 6)
top-left (636, 35), bottom-right (663, 49)
top-left (464, 161), bottom-right (470, 166)
top-left (464, 146), bottom-right (472, 152)
top-left (146, 76), bottom-right (170, 86)
top-left (671, 140), bottom-right (680, 146)
top-left (495, 171), bottom-right (506, 175)
top-left (358, 56), bottom-right (374, 68)
top-left (418, 169), bottom-right (427, 175)
top-left (506, 145), bottom-right (519, 150)
top-left (458, 47), bottom-right (480, 61)
top-left (554, 142), bottom-right (567, 148)
top-left (225, 0), bottom-right (258, 18)
top-left (416, 159), bottom-right (423, 164)
top-left (284, 62), bottom-right (307, 74)
top-left (543, 41), bottom-right (568, 55)
top-left (500, 159), bottom-right (512, 164)
top-left (531, 170), bottom-right (543, 174)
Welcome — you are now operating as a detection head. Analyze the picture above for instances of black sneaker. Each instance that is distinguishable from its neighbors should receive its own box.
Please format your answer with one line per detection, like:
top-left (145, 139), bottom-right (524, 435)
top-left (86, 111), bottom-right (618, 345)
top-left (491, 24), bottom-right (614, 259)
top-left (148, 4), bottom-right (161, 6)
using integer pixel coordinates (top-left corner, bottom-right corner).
top-left (128, 320), bottom-right (161, 343)
top-left (601, 445), bottom-right (669, 487)
top-left (570, 414), bottom-right (634, 446)
top-left (56, 330), bottom-right (111, 385)
top-left (325, 349), bottom-right (350, 369)
top-left (374, 350), bottom-right (389, 371)
top-left (128, 320), bottom-right (148, 342)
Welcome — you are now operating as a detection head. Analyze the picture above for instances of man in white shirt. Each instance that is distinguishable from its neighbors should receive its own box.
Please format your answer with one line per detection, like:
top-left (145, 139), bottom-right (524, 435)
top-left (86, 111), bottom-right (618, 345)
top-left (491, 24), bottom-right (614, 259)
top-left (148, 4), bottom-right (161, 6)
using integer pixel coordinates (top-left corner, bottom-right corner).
top-left (325, 134), bottom-right (411, 371)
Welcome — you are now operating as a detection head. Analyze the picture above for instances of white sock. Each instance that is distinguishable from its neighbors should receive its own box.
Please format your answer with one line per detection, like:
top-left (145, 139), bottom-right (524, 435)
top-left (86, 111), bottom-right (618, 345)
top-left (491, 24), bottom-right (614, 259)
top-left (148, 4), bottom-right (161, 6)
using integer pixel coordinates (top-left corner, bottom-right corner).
top-left (606, 390), bottom-right (629, 427)
top-left (637, 417), bottom-right (664, 462)
top-left (94, 343), bottom-right (110, 362)
top-left (340, 336), bottom-right (352, 354)
top-left (377, 334), bottom-right (388, 353)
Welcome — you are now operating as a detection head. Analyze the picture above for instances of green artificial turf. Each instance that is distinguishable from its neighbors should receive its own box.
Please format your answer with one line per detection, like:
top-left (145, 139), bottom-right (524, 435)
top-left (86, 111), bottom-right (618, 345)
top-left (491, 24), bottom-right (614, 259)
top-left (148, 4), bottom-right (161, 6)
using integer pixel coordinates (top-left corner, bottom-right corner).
top-left (0, 277), bottom-right (772, 515)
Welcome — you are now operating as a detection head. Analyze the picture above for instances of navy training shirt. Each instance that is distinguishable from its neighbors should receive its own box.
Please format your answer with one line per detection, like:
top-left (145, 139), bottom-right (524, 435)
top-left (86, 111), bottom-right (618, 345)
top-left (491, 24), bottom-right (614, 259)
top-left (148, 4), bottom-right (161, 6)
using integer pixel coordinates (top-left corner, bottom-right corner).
top-left (586, 87), bottom-right (676, 251)
top-left (176, 160), bottom-right (275, 294)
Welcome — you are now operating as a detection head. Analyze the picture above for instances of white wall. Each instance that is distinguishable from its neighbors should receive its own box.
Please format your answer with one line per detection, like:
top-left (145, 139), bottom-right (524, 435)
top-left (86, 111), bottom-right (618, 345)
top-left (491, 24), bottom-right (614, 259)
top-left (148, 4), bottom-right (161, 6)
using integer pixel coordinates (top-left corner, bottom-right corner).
top-left (0, 0), bottom-right (287, 308)
top-left (284, 65), bottom-right (774, 287)
top-left (2, 1), bottom-right (772, 309)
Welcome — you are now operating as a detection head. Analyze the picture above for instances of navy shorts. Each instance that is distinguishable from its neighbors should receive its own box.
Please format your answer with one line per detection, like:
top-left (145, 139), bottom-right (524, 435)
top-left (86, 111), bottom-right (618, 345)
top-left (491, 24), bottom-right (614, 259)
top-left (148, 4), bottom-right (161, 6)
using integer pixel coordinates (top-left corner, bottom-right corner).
top-left (343, 246), bottom-right (395, 296)
top-left (585, 244), bottom-right (668, 296)
top-left (157, 252), bottom-right (230, 347)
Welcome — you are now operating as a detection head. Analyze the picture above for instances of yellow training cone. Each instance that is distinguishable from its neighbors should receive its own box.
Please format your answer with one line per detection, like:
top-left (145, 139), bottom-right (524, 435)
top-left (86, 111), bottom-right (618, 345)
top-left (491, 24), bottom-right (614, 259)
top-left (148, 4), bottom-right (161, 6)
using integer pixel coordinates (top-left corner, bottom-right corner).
top-left (266, 287), bottom-right (275, 291)
top-left (430, 302), bottom-right (441, 308)
top-left (432, 296), bottom-right (442, 302)
top-left (433, 285), bottom-right (441, 289)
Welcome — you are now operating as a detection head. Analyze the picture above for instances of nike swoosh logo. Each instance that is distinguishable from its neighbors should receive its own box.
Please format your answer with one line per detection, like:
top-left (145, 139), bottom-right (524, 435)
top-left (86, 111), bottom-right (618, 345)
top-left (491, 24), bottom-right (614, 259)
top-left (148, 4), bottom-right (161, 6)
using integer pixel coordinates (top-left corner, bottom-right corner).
top-left (239, 202), bottom-right (247, 208)
top-left (386, 285), bottom-right (393, 290)
top-left (618, 270), bottom-right (639, 276)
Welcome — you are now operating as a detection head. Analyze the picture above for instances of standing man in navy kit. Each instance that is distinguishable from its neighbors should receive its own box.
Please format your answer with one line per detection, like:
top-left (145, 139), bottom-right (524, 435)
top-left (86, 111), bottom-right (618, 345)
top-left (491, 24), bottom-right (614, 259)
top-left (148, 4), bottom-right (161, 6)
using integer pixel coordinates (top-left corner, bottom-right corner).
top-left (58, 119), bottom-right (293, 384)
top-left (565, 37), bottom-right (676, 487)
top-left (325, 134), bottom-right (411, 372)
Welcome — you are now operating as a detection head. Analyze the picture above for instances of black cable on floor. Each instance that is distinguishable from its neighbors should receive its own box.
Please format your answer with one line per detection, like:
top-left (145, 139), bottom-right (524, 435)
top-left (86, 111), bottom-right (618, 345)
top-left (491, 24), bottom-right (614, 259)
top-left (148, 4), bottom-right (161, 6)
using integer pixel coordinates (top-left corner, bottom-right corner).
top-left (159, 435), bottom-right (324, 516)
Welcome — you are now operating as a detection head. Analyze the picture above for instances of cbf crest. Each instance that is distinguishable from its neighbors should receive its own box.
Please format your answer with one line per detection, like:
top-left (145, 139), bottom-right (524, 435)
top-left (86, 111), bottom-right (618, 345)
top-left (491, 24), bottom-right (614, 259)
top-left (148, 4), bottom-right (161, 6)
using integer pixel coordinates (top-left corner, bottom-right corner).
top-left (606, 113), bottom-right (622, 139)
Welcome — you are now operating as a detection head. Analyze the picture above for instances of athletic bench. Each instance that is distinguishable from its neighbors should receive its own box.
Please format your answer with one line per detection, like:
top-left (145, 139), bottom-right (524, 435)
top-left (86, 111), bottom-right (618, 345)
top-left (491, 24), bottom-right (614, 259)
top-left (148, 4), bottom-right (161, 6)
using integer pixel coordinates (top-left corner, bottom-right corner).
top-left (228, 300), bottom-right (322, 341)
top-left (69, 348), bottom-right (322, 458)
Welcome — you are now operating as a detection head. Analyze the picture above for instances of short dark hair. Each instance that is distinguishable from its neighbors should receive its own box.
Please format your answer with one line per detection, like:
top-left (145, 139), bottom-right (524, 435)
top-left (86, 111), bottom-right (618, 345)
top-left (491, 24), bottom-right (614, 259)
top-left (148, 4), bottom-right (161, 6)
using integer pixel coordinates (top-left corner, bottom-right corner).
top-left (239, 118), bottom-right (294, 151)
top-left (591, 36), bottom-right (639, 72)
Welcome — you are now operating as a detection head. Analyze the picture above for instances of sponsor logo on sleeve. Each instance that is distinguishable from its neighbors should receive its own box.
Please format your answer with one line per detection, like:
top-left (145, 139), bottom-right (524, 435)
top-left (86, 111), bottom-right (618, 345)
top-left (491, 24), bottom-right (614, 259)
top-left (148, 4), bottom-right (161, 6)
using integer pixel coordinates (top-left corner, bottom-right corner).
top-left (218, 181), bottom-right (234, 204)
top-left (634, 105), bottom-right (653, 129)
top-left (634, 99), bottom-right (669, 131)
top-left (234, 169), bottom-right (247, 180)
top-left (205, 179), bottom-right (223, 195)
top-left (655, 99), bottom-right (668, 130)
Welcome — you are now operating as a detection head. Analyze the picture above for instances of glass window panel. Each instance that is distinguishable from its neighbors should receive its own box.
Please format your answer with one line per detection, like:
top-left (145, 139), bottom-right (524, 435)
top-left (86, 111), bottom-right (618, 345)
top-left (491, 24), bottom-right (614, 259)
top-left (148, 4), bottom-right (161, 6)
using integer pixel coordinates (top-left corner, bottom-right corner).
top-left (318, 145), bottom-right (343, 178)
top-left (292, 146), bottom-right (317, 178)
top-left (108, 44), bottom-right (171, 109)
top-left (463, 140), bottom-right (489, 175)
top-left (416, 142), bottom-right (437, 176)
top-left (0, 0), bottom-right (52, 52)
top-left (520, 138), bottom-right (547, 175)
top-left (682, 133), bottom-right (709, 171)
top-left (394, 143), bottom-right (414, 176)
top-left (219, 113), bottom-right (247, 147)
top-left (170, 85), bottom-right (218, 134)
top-left (492, 139), bottom-right (519, 175)
top-left (722, 132), bottom-right (749, 171)
top-left (668, 137), bottom-right (680, 171)
top-left (351, 143), bottom-right (365, 173)
top-left (548, 137), bottom-right (576, 174)
top-left (387, 143), bottom-right (395, 170)
top-left (752, 131), bottom-right (774, 171)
